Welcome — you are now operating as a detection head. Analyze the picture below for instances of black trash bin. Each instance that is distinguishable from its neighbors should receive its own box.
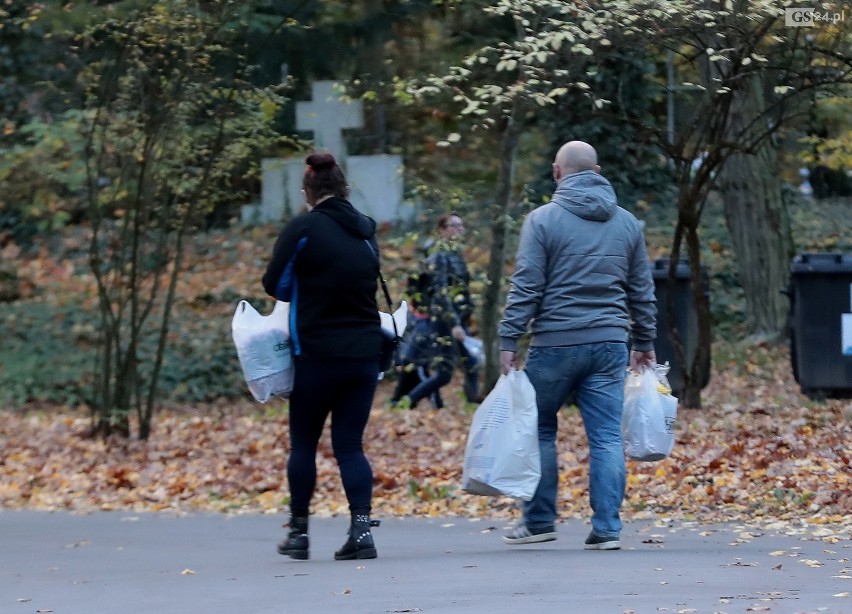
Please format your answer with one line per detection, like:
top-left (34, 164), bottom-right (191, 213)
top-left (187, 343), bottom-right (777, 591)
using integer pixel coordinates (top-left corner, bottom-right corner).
top-left (651, 259), bottom-right (711, 394)
top-left (787, 252), bottom-right (852, 398)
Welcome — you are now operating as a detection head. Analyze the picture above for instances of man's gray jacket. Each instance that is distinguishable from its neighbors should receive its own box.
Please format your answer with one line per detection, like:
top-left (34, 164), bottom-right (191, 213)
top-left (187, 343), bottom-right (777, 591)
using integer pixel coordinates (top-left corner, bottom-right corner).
top-left (499, 170), bottom-right (656, 352)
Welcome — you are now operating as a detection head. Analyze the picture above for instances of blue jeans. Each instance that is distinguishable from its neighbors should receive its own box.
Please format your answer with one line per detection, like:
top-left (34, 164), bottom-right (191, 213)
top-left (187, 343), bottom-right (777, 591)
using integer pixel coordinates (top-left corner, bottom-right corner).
top-left (400, 317), bottom-right (455, 408)
top-left (523, 342), bottom-right (628, 537)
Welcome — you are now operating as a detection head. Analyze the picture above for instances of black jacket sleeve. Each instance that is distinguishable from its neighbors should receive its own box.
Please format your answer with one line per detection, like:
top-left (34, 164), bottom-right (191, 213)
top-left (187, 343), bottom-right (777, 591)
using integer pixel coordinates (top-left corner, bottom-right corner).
top-left (262, 217), bottom-right (307, 300)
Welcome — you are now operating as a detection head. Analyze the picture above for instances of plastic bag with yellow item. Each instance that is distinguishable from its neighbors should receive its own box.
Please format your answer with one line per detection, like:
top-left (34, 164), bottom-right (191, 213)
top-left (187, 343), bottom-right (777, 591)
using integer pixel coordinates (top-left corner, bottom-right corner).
top-left (622, 363), bottom-right (678, 461)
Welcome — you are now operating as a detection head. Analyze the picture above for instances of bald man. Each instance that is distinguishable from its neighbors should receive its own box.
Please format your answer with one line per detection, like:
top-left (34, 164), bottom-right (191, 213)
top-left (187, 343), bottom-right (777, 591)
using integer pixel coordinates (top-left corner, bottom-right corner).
top-left (498, 140), bottom-right (657, 550)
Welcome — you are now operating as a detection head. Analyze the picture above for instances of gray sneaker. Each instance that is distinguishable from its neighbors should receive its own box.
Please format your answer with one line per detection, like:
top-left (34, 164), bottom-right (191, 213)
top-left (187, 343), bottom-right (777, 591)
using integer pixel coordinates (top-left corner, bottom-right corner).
top-left (584, 531), bottom-right (620, 550)
top-left (502, 523), bottom-right (557, 545)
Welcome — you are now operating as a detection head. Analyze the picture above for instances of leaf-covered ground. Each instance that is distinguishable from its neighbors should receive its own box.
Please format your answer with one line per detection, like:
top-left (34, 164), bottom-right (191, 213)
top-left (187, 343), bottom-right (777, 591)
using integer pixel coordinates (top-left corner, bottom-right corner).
top-left (1, 342), bottom-right (849, 542)
top-left (1, 219), bottom-right (850, 544)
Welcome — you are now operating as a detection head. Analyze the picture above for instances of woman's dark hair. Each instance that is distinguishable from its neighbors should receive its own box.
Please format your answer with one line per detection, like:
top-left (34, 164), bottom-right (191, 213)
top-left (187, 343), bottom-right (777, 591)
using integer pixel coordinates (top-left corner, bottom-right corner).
top-left (303, 152), bottom-right (348, 202)
top-left (437, 211), bottom-right (462, 230)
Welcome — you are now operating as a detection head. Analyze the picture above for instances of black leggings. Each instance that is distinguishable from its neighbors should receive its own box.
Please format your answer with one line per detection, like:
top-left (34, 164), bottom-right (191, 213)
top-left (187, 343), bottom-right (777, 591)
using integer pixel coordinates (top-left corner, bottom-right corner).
top-left (287, 357), bottom-right (379, 516)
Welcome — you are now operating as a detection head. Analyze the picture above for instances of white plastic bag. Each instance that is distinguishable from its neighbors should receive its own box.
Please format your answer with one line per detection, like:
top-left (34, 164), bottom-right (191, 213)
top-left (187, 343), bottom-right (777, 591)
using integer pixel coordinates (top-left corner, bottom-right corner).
top-left (462, 369), bottom-right (541, 500)
top-left (379, 300), bottom-right (408, 338)
top-left (231, 300), bottom-right (293, 403)
top-left (461, 336), bottom-right (485, 369)
top-left (622, 365), bottom-right (678, 461)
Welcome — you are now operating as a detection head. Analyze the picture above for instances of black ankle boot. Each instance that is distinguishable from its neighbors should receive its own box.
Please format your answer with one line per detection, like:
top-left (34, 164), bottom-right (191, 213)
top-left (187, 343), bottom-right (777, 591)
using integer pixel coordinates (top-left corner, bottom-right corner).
top-left (277, 515), bottom-right (309, 560)
top-left (334, 513), bottom-right (379, 560)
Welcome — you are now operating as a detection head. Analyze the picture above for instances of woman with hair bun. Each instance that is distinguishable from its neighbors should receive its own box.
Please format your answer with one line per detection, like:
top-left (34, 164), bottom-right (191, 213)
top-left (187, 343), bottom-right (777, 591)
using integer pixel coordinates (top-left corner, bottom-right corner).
top-left (262, 152), bottom-right (383, 561)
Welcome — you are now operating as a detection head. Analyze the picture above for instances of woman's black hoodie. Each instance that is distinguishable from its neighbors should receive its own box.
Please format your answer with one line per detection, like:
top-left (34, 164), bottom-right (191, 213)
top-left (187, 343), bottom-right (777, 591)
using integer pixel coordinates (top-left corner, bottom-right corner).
top-left (262, 197), bottom-right (382, 360)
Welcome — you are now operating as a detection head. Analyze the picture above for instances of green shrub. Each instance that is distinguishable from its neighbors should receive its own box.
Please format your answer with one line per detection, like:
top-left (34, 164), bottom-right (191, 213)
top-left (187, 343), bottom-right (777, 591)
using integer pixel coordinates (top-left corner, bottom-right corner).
top-left (0, 302), bottom-right (96, 406)
top-left (0, 298), bottom-right (248, 408)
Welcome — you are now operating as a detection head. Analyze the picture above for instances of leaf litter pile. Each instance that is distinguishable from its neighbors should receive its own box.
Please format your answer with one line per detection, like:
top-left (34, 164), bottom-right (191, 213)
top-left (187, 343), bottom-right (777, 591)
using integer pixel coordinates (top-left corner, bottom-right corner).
top-left (1, 226), bottom-right (850, 545)
top-left (1, 343), bottom-right (849, 539)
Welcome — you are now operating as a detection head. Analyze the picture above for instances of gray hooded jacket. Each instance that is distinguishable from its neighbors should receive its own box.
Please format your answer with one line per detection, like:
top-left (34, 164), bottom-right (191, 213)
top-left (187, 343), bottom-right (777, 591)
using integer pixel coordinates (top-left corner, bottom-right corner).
top-left (499, 170), bottom-right (656, 352)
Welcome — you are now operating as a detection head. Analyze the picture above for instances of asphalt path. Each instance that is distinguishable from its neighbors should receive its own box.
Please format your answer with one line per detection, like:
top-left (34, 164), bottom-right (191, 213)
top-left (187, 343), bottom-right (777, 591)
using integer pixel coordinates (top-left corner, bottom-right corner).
top-left (2, 511), bottom-right (850, 614)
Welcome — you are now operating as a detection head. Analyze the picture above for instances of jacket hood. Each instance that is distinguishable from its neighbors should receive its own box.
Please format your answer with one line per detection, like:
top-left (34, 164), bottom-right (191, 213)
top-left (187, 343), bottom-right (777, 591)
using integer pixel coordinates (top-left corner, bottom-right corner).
top-left (551, 170), bottom-right (617, 222)
top-left (313, 197), bottom-right (376, 239)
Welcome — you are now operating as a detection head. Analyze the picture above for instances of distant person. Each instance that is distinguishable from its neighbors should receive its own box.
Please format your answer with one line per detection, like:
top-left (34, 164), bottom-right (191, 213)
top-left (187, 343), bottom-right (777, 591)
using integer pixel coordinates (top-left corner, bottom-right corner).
top-left (389, 305), bottom-right (446, 408)
top-left (262, 152), bottom-right (382, 561)
top-left (392, 213), bottom-right (478, 409)
top-left (498, 140), bottom-right (657, 550)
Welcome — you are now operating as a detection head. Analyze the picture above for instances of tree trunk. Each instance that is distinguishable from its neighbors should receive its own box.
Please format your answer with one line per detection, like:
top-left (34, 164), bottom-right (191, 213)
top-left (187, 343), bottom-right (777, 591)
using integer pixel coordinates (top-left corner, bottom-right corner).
top-left (669, 181), bottom-right (713, 410)
top-left (480, 102), bottom-right (522, 393)
top-left (356, 0), bottom-right (389, 153)
top-left (719, 76), bottom-right (794, 338)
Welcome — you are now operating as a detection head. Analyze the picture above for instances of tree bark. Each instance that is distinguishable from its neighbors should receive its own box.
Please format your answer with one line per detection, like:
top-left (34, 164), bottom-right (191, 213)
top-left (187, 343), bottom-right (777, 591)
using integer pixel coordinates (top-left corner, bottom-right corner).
top-left (718, 77), bottom-right (794, 338)
top-left (480, 102), bottom-right (522, 392)
top-left (669, 177), bottom-right (713, 410)
top-left (356, 0), bottom-right (390, 153)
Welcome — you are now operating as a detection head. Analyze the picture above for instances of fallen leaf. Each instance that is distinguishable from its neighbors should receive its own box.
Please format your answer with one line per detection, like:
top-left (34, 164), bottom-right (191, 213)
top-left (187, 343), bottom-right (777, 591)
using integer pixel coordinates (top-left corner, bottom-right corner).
top-left (728, 560), bottom-right (757, 567)
top-left (180, 569), bottom-right (196, 575)
top-left (64, 540), bottom-right (90, 549)
top-left (1, 248), bottom-right (850, 535)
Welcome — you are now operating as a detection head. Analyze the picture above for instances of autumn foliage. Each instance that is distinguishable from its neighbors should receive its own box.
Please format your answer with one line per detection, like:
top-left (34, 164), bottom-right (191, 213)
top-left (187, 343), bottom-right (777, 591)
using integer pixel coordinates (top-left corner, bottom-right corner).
top-left (1, 219), bottom-right (850, 529)
top-left (1, 341), bottom-right (849, 529)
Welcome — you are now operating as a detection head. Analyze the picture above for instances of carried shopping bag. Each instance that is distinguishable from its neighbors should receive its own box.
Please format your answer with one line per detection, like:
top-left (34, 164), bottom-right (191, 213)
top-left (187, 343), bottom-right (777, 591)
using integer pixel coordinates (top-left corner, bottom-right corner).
top-left (231, 300), bottom-right (293, 403)
top-left (461, 336), bottom-right (485, 369)
top-left (462, 369), bottom-right (541, 500)
top-left (622, 364), bottom-right (678, 461)
top-left (378, 301), bottom-right (408, 373)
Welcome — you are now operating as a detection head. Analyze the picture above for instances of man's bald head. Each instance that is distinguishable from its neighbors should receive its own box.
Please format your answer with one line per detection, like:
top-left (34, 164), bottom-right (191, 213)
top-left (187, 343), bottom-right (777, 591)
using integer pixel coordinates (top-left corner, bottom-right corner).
top-left (554, 141), bottom-right (600, 178)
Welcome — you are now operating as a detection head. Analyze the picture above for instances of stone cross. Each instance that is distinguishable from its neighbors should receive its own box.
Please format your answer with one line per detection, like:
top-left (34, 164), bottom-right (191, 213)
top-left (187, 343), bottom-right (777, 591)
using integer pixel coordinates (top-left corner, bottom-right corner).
top-left (242, 81), bottom-right (406, 225)
top-left (296, 81), bottom-right (363, 160)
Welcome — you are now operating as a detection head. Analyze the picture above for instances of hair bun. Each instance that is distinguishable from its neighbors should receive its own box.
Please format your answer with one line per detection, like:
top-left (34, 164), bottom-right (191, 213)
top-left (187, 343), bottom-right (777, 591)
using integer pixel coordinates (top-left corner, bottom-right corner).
top-left (305, 152), bottom-right (337, 171)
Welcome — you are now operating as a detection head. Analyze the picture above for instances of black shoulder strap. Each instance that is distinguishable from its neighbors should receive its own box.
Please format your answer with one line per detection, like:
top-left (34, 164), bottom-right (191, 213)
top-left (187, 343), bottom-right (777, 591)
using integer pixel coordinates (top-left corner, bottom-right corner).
top-left (363, 240), bottom-right (398, 337)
